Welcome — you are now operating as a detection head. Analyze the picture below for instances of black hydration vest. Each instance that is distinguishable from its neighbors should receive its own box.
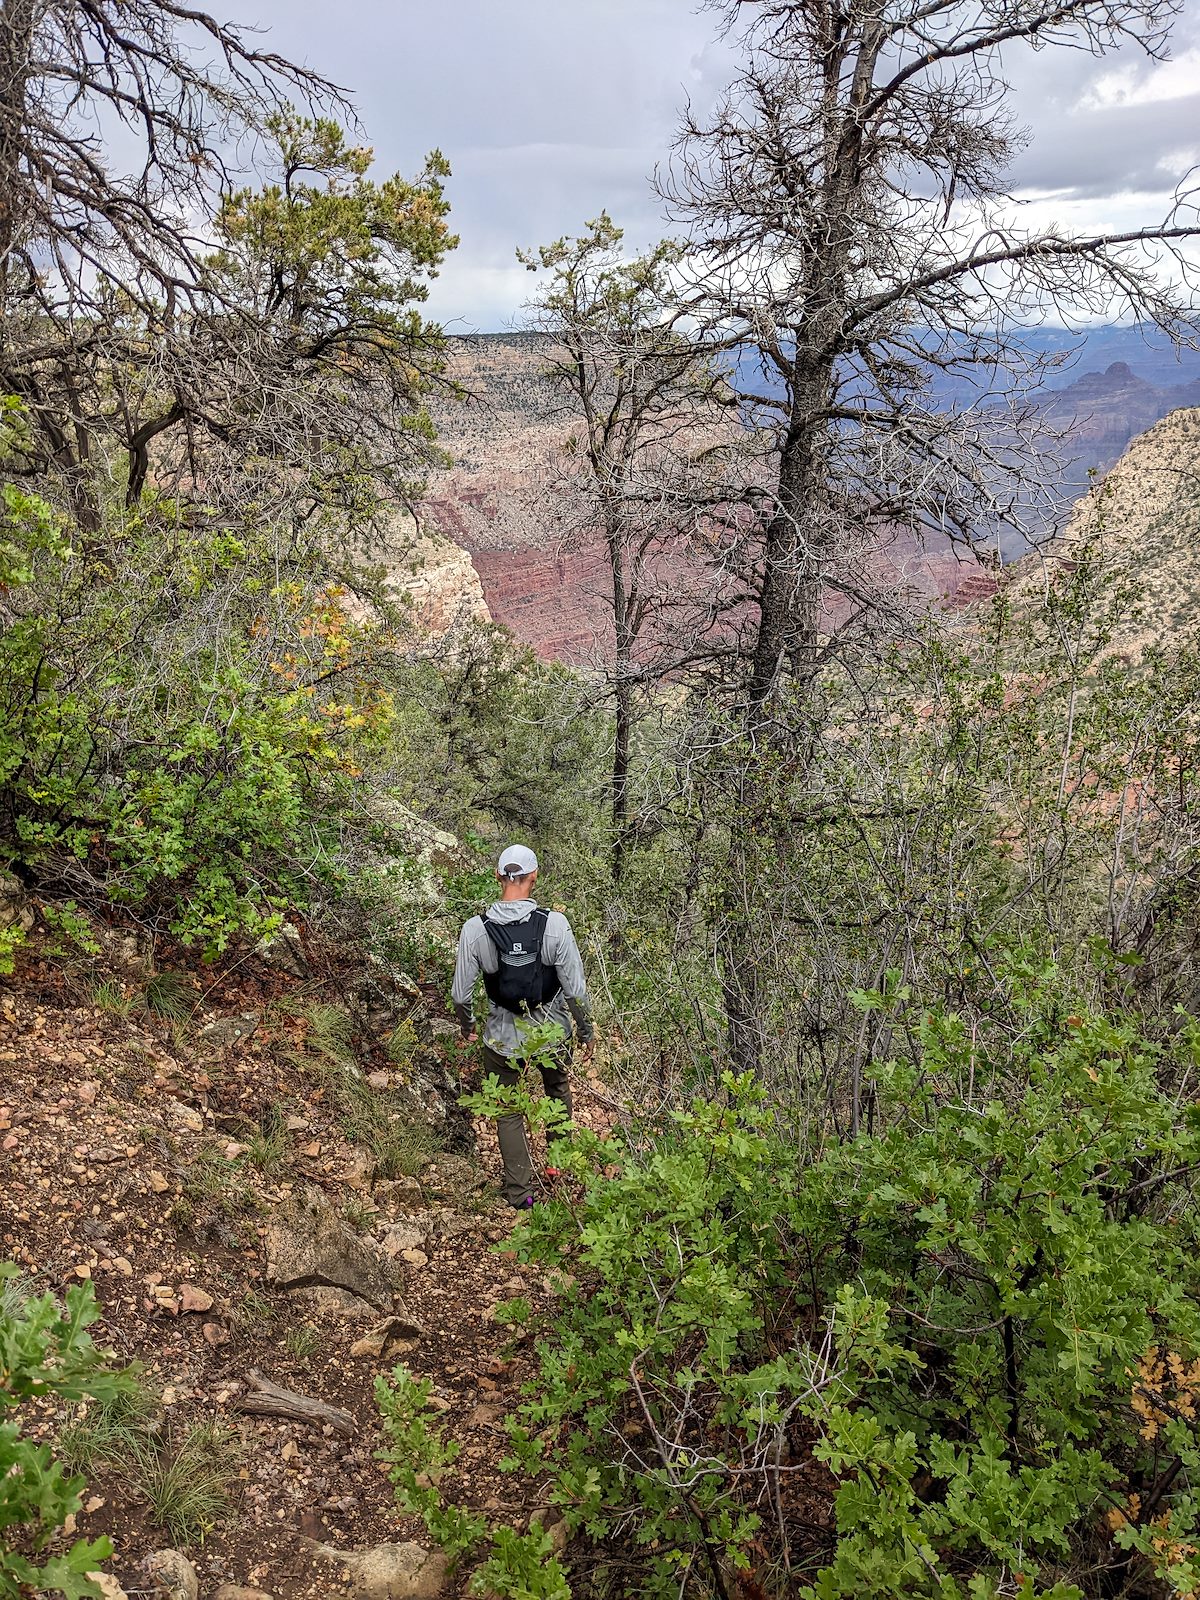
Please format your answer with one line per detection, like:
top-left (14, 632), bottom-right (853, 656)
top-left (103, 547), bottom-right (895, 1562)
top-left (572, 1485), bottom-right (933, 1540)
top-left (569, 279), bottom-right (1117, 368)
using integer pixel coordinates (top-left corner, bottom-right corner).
top-left (481, 908), bottom-right (562, 1016)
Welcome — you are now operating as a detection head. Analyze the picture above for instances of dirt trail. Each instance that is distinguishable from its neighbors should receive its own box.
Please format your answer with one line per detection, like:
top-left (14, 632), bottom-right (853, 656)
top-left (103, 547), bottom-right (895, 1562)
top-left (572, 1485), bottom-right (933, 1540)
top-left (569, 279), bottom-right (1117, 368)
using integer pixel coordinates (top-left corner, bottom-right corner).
top-left (0, 951), bottom-right (597, 1597)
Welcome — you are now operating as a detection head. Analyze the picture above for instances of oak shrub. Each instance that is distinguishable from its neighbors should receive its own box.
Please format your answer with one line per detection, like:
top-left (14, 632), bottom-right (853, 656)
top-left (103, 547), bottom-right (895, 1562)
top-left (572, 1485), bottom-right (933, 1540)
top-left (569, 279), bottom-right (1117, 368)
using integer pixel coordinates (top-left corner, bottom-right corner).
top-left (494, 959), bottom-right (1200, 1600)
top-left (0, 1268), bottom-right (132, 1598)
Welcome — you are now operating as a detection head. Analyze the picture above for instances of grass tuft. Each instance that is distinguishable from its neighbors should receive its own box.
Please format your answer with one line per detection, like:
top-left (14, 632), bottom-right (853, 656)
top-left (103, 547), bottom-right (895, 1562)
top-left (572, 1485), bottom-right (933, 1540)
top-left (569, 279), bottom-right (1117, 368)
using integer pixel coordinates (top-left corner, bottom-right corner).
top-left (230, 1287), bottom-right (275, 1331)
top-left (90, 978), bottom-right (135, 1018)
top-left (181, 1143), bottom-right (255, 1216)
top-left (246, 1105), bottom-right (288, 1174)
top-left (57, 1379), bottom-right (159, 1476)
top-left (134, 1419), bottom-right (241, 1544)
top-left (143, 969), bottom-right (197, 1021)
top-left (303, 1002), bottom-right (357, 1067)
top-left (342, 1197), bottom-right (377, 1231)
top-left (283, 1324), bottom-right (319, 1361)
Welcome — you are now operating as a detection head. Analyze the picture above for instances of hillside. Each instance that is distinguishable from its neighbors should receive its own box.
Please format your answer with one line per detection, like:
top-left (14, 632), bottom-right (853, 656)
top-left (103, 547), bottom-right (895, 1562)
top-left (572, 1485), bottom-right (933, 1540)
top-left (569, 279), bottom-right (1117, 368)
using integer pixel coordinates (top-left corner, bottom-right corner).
top-left (424, 337), bottom-right (612, 663)
top-left (1004, 405), bottom-right (1200, 656)
top-left (1, 925), bottom-right (597, 1597)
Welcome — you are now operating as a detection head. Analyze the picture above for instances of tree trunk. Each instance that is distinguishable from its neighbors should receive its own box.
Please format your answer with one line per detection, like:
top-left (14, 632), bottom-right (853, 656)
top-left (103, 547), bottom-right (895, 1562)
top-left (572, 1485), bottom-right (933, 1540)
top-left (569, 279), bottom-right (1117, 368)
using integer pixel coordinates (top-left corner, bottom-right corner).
top-left (722, 369), bottom-right (832, 1075)
top-left (0, 0), bottom-right (35, 316)
top-left (609, 508), bottom-right (633, 882)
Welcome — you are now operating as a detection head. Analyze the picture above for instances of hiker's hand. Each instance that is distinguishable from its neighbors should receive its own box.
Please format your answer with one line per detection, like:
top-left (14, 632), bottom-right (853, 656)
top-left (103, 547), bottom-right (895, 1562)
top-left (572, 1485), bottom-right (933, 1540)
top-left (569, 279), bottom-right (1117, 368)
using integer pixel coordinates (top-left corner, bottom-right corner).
top-left (460, 1030), bottom-right (478, 1048)
top-left (578, 1039), bottom-right (595, 1066)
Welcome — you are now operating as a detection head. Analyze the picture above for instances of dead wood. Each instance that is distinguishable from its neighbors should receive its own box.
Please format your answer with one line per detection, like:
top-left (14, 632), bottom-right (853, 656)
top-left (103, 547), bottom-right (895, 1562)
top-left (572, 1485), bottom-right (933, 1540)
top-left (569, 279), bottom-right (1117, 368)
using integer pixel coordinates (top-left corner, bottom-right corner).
top-left (233, 1370), bottom-right (357, 1437)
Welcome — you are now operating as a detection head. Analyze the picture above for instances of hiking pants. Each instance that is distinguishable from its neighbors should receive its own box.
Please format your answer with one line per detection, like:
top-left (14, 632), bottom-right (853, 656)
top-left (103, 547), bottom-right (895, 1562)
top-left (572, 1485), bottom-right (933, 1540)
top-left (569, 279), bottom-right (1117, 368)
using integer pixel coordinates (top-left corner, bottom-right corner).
top-left (481, 1042), bottom-right (573, 1207)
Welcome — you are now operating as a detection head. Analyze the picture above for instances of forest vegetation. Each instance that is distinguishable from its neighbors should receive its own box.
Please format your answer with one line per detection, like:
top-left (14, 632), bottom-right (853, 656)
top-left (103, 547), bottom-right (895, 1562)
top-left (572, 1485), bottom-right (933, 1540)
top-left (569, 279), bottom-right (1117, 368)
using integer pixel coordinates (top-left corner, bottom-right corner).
top-left (3, 1), bottom-right (1200, 1599)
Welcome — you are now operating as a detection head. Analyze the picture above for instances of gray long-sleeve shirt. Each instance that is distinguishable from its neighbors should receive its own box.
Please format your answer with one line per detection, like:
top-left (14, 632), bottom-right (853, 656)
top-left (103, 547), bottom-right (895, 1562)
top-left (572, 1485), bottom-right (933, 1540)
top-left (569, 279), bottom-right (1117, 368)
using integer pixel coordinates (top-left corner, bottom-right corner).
top-left (451, 897), bottom-right (593, 1058)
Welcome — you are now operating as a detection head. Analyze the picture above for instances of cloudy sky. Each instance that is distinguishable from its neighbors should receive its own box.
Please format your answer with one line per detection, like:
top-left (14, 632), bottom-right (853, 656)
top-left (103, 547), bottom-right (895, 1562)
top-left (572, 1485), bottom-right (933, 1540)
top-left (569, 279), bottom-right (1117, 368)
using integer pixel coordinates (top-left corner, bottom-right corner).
top-left (244, 0), bottom-right (1200, 331)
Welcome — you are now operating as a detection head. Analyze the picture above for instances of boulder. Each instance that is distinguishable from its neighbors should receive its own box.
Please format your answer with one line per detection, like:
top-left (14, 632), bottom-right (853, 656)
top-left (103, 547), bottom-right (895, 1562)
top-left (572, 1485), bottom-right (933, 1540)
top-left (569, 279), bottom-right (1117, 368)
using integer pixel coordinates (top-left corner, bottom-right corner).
top-left (310, 1541), bottom-right (448, 1600)
top-left (0, 871), bottom-right (33, 935)
top-left (289, 1284), bottom-right (378, 1322)
top-left (265, 1188), bottom-right (400, 1311)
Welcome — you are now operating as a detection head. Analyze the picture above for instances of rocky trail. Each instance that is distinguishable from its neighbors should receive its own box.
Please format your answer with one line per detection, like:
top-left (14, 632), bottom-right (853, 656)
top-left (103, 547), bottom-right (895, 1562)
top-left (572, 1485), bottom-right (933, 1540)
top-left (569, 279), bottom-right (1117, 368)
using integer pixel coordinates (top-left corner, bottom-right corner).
top-left (1, 932), bottom-right (598, 1600)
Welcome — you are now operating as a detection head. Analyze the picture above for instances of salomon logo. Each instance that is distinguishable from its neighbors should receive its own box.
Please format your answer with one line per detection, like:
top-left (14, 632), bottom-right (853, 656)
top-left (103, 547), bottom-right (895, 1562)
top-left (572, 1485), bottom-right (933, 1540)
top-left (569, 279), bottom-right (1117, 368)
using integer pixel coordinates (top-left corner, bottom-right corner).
top-left (512, 942), bottom-right (524, 953)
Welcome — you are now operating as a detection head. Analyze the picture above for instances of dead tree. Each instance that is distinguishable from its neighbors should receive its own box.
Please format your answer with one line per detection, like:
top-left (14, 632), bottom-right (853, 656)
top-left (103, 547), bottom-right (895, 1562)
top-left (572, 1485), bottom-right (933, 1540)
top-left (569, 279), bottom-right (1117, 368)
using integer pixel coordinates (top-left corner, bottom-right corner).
top-left (660, 0), bottom-right (1200, 1073)
top-left (521, 216), bottom-right (749, 880)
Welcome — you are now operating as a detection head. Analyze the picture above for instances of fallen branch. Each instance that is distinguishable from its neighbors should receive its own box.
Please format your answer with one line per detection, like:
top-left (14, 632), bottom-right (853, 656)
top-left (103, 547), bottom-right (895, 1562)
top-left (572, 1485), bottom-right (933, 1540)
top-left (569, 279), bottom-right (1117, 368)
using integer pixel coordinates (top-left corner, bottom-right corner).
top-left (233, 1370), bottom-right (357, 1437)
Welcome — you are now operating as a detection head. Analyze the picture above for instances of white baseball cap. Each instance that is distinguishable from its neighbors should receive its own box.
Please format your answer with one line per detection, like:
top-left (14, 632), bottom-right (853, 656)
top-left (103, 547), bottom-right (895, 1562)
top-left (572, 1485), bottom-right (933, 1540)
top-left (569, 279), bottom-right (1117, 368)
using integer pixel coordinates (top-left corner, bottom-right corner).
top-left (497, 844), bottom-right (538, 879)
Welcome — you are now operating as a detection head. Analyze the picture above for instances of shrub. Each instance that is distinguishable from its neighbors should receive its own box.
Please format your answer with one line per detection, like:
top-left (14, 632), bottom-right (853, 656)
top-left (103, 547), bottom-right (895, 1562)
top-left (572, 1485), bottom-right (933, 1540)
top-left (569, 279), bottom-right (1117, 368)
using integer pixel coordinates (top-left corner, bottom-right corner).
top-left (0, 414), bottom-right (398, 956)
top-left (498, 963), bottom-right (1200, 1599)
top-left (0, 1265), bottom-right (132, 1599)
top-left (375, 1366), bottom-right (572, 1597)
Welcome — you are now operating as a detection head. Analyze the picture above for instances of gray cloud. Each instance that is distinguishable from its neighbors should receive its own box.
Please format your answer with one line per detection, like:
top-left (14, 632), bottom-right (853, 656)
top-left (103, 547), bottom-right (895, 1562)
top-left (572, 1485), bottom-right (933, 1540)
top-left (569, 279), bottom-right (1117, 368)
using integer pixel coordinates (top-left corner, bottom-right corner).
top-left (243, 0), bottom-right (1198, 327)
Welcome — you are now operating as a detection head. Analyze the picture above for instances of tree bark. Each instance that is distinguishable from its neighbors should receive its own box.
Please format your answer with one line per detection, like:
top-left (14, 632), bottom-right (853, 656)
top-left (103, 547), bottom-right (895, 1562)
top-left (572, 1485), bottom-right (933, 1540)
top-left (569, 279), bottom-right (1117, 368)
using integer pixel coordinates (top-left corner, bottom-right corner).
top-left (609, 504), bottom-right (633, 882)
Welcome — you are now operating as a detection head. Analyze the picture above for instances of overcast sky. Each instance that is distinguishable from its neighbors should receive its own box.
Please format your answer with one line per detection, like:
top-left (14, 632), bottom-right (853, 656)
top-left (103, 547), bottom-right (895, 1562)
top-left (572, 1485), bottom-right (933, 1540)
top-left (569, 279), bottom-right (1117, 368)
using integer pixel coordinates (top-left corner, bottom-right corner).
top-left (243, 0), bottom-right (1200, 331)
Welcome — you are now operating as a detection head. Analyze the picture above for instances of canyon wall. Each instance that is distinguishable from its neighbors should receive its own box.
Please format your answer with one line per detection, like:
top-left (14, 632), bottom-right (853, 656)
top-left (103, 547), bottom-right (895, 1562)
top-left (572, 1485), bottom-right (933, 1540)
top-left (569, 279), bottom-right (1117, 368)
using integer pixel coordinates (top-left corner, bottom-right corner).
top-left (423, 334), bottom-right (1200, 662)
top-left (424, 335), bottom-right (613, 662)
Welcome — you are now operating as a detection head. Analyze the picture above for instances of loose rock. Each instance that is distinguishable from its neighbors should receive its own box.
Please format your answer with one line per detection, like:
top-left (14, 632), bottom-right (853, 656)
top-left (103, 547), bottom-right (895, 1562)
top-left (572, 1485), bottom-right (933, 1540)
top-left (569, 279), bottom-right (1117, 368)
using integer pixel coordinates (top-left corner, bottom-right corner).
top-left (528, 1506), bottom-right (570, 1555)
top-left (348, 1311), bottom-right (425, 1359)
top-left (254, 920), bottom-right (309, 979)
top-left (143, 1549), bottom-right (199, 1600)
top-left (86, 1575), bottom-right (128, 1600)
top-left (378, 1219), bottom-right (426, 1257)
top-left (165, 1100), bottom-right (203, 1135)
top-left (0, 871), bottom-right (34, 934)
top-left (198, 1013), bottom-right (259, 1050)
top-left (373, 1177), bottom-right (425, 1215)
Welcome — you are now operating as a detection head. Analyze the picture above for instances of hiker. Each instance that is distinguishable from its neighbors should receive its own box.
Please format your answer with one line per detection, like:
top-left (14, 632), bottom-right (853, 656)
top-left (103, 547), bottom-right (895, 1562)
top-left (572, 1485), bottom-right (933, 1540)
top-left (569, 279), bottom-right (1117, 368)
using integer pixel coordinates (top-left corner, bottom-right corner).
top-left (452, 844), bottom-right (594, 1209)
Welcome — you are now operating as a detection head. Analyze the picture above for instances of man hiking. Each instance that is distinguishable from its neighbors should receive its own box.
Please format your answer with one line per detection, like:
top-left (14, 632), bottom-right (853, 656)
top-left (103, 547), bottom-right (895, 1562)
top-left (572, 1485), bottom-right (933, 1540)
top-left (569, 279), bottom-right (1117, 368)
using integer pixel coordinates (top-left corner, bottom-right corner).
top-left (452, 844), bottom-right (594, 1209)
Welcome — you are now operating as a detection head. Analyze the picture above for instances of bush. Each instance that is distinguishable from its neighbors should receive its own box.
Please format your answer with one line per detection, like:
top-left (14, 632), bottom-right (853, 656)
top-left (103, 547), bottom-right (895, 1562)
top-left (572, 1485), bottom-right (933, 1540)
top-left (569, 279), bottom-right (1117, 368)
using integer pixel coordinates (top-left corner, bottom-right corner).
top-left (499, 962), bottom-right (1200, 1599)
top-left (0, 426), bottom-right (398, 955)
top-left (375, 1365), bottom-right (572, 1597)
top-left (0, 1265), bottom-right (132, 1599)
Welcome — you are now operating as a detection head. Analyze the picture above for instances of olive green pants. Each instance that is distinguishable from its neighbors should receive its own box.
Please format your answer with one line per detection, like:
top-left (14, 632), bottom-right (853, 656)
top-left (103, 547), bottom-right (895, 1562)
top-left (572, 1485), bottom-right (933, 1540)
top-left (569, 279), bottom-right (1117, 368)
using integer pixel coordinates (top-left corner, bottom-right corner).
top-left (482, 1043), bottom-right (573, 1207)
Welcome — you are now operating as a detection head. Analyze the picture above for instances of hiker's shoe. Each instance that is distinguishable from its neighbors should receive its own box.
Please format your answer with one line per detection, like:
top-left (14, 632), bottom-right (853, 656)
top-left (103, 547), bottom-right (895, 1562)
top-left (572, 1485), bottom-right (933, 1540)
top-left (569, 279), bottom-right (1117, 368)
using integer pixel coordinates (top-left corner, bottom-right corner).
top-left (509, 1193), bottom-right (535, 1210)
